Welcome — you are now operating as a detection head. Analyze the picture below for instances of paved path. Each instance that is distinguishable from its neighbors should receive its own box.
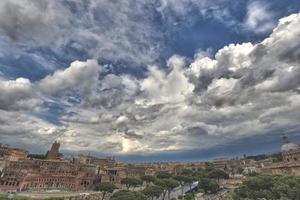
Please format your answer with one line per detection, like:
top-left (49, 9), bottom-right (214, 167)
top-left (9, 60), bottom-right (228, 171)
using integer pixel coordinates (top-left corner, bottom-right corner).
top-left (157, 181), bottom-right (198, 200)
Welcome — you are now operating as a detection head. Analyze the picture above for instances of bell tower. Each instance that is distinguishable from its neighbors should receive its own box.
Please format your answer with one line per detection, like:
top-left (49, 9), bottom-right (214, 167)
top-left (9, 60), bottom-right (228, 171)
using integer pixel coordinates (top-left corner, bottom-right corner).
top-left (46, 141), bottom-right (60, 160)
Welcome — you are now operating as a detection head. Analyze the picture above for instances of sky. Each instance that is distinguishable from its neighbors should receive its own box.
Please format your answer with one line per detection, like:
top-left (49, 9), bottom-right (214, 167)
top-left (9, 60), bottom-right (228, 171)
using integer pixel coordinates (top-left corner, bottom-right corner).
top-left (1, 0), bottom-right (300, 162)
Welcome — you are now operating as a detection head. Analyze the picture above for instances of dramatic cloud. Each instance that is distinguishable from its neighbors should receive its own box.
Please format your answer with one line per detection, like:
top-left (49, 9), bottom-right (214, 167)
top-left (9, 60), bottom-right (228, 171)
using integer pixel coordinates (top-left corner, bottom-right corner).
top-left (0, 1), bottom-right (300, 158)
top-left (53, 12), bottom-right (300, 154)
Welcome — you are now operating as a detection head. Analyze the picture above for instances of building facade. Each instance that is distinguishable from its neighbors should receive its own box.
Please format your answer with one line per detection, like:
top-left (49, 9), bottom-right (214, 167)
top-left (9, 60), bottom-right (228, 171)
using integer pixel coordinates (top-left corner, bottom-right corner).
top-left (0, 144), bottom-right (28, 161)
top-left (0, 142), bottom-right (98, 192)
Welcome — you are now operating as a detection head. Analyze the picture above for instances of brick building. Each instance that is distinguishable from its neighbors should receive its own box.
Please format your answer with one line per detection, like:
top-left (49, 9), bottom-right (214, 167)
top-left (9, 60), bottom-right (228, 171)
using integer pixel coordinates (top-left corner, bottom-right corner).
top-left (0, 142), bottom-right (98, 192)
top-left (0, 144), bottom-right (28, 161)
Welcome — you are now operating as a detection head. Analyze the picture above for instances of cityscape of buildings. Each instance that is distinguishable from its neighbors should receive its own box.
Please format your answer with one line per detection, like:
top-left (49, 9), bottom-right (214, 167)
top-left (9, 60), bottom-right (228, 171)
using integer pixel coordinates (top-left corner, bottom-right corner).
top-left (1, 0), bottom-right (300, 199)
top-left (0, 135), bottom-right (299, 198)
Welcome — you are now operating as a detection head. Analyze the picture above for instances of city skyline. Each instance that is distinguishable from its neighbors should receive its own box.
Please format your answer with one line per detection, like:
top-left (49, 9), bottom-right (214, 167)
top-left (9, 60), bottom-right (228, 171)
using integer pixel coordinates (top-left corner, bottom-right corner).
top-left (2, 131), bottom-right (300, 163)
top-left (1, 0), bottom-right (300, 162)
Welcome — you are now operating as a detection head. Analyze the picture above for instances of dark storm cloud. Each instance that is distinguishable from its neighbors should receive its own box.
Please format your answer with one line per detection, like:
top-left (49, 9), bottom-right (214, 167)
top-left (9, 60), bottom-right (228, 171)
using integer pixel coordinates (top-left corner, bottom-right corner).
top-left (186, 126), bottom-right (208, 137)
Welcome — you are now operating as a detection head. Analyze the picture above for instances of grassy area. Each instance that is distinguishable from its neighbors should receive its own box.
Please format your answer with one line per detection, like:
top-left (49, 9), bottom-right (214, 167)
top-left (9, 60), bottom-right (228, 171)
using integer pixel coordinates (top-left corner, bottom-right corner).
top-left (0, 191), bottom-right (101, 200)
top-left (0, 194), bottom-right (30, 200)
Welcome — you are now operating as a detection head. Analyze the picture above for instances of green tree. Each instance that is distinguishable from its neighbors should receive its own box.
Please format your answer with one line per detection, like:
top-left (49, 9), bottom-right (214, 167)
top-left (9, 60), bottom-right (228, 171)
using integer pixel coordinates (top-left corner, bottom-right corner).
top-left (183, 169), bottom-right (198, 191)
top-left (154, 179), bottom-right (168, 200)
top-left (204, 162), bottom-right (215, 171)
top-left (207, 169), bottom-right (229, 183)
top-left (121, 177), bottom-right (142, 190)
top-left (157, 171), bottom-right (172, 179)
top-left (142, 185), bottom-right (164, 200)
top-left (96, 182), bottom-right (117, 200)
top-left (110, 190), bottom-right (147, 200)
top-left (141, 175), bottom-right (156, 185)
top-left (174, 175), bottom-right (192, 198)
top-left (195, 169), bottom-right (206, 179)
top-left (164, 179), bottom-right (180, 200)
top-left (180, 169), bottom-right (194, 176)
top-left (186, 176), bottom-right (196, 191)
top-left (232, 175), bottom-right (300, 200)
top-left (174, 175), bottom-right (186, 197)
top-left (27, 153), bottom-right (47, 159)
top-left (154, 178), bottom-right (179, 200)
top-left (197, 178), bottom-right (219, 194)
top-left (177, 195), bottom-right (183, 200)
top-left (184, 193), bottom-right (195, 200)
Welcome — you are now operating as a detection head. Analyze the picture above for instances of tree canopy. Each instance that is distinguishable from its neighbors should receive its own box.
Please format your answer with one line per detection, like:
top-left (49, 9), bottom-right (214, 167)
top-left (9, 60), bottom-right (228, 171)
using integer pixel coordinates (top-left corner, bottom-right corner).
top-left (197, 178), bottom-right (219, 194)
top-left (174, 175), bottom-right (191, 185)
top-left (121, 177), bottom-right (142, 189)
top-left (142, 185), bottom-right (164, 199)
top-left (96, 182), bottom-right (117, 200)
top-left (207, 169), bottom-right (229, 181)
top-left (180, 169), bottom-right (194, 176)
top-left (110, 190), bottom-right (147, 200)
top-left (157, 171), bottom-right (172, 179)
top-left (141, 175), bottom-right (156, 184)
top-left (154, 178), bottom-right (180, 200)
top-left (232, 175), bottom-right (300, 200)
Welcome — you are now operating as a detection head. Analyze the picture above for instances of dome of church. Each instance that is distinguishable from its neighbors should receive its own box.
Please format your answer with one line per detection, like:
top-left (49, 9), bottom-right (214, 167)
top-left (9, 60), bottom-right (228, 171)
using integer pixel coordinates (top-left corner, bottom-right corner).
top-left (281, 134), bottom-right (300, 152)
top-left (281, 142), bottom-right (300, 152)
